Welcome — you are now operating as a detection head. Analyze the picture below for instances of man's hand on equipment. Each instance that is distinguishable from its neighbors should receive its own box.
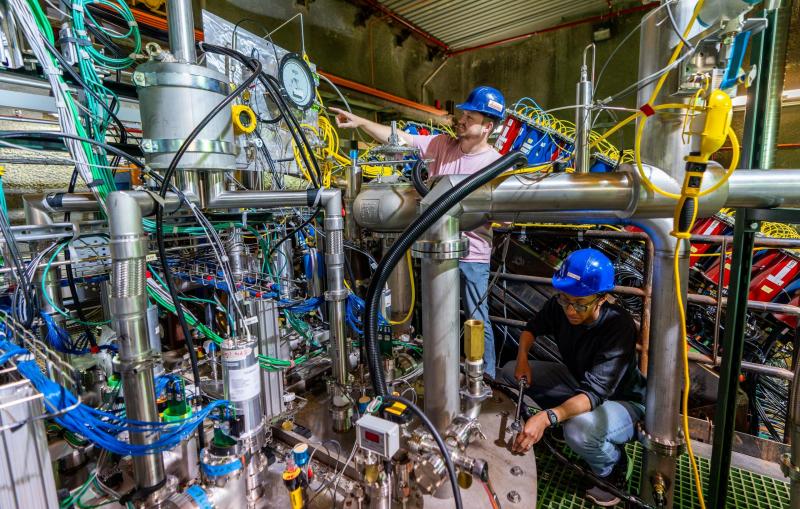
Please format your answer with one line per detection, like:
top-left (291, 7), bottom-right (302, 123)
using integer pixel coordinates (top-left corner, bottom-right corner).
top-left (329, 107), bottom-right (363, 129)
top-left (512, 413), bottom-right (548, 453)
top-left (514, 358), bottom-right (532, 383)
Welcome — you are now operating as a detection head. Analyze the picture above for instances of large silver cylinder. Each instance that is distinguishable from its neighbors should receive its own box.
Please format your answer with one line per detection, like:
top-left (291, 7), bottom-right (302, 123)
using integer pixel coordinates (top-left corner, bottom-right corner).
top-left (221, 338), bottom-right (264, 440)
top-left (636, 0), bottom-right (695, 181)
top-left (414, 215), bottom-right (464, 430)
top-left (135, 61), bottom-right (235, 172)
top-left (250, 299), bottom-right (286, 420)
top-left (107, 192), bottom-right (165, 490)
top-left (383, 237), bottom-right (413, 333)
top-left (167, 0), bottom-right (197, 64)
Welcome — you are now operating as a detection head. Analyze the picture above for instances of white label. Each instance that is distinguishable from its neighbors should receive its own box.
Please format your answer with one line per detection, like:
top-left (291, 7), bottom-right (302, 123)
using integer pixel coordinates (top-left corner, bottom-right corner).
top-left (487, 99), bottom-right (503, 112)
top-left (241, 316), bottom-right (258, 326)
top-left (223, 347), bottom-right (251, 362)
top-left (146, 254), bottom-right (157, 262)
top-left (702, 220), bottom-right (720, 235)
top-left (227, 363), bottom-right (260, 401)
top-left (766, 260), bottom-right (798, 286)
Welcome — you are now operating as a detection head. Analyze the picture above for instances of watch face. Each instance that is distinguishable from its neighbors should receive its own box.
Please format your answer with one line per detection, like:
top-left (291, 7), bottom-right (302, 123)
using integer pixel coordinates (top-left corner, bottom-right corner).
top-left (280, 55), bottom-right (314, 109)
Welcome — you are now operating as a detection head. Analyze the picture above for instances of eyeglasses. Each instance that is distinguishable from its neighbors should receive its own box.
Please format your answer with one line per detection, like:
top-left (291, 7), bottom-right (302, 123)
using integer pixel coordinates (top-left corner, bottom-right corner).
top-left (556, 294), bottom-right (601, 313)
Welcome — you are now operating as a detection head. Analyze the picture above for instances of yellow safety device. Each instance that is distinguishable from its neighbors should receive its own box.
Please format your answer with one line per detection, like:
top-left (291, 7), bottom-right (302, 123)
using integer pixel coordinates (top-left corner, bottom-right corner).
top-left (231, 104), bottom-right (257, 135)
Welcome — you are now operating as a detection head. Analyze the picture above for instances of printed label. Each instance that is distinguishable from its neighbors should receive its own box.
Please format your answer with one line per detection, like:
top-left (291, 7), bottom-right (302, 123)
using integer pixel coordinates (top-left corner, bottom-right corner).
top-left (227, 363), bottom-right (260, 401)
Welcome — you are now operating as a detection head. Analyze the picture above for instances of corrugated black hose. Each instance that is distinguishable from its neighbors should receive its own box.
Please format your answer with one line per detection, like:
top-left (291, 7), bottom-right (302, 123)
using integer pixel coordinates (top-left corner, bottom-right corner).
top-left (364, 151), bottom-right (528, 397)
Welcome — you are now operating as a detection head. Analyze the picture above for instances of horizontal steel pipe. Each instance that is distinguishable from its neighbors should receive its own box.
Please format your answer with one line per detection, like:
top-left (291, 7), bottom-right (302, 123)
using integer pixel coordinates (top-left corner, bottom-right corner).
top-left (490, 271), bottom-right (647, 297)
top-left (687, 293), bottom-right (800, 316)
top-left (691, 234), bottom-right (800, 249)
top-left (687, 351), bottom-right (794, 380)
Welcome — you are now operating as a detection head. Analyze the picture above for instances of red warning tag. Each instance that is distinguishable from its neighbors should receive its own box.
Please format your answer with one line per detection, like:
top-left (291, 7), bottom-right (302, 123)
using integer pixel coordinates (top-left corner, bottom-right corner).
top-left (639, 103), bottom-right (655, 117)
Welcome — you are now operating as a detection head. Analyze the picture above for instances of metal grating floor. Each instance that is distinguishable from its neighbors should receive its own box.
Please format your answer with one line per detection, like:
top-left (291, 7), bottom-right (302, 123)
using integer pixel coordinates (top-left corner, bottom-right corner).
top-left (536, 442), bottom-right (790, 509)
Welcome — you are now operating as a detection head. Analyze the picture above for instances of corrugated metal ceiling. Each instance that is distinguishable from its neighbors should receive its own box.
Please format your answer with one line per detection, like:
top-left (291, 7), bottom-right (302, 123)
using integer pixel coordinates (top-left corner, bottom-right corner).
top-left (376, 0), bottom-right (623, 51)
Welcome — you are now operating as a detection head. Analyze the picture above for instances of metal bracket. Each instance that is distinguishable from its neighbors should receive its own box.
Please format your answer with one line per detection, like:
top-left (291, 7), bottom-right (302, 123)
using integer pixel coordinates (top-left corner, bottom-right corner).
top-left (781, 453), bottom-right (800, 481)
top-left (7, 222), bottom-right (76, 242)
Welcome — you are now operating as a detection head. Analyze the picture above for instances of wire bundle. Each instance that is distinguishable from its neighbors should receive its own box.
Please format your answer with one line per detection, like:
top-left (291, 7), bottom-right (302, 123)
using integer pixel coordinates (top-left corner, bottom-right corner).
top-left (0, 334), bottom-right (229, 456)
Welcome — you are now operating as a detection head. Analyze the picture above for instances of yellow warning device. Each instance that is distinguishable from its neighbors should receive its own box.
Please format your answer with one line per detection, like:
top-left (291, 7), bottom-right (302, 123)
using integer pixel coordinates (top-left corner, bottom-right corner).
top-left (232, 104), bottom-right (257, 135)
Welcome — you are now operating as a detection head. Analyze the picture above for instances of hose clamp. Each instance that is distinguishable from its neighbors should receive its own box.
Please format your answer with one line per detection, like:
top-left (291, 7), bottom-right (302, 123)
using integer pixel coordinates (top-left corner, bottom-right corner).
top-left (325, 289), bottom-right (349, 301)
top-left (637, 424), bottom-right (686, 458)
top-left (133, 71), bottom-right (231, 94)
top-left (412, 238), bottom-right (469, 260)
top-left (141, 138), bottom-right (236, 156)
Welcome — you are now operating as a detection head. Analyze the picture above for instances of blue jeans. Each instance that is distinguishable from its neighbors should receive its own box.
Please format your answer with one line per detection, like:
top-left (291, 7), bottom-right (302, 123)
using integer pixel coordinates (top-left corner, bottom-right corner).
top-left (459, 261), bottom-right (496, 378)
top-left (499, 360), bottom-right (644, 477)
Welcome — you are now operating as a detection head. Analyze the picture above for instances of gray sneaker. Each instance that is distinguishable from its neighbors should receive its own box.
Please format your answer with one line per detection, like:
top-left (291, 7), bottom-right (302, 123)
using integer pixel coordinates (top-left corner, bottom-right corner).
top-left (585, 484), bottom-right (621, 507)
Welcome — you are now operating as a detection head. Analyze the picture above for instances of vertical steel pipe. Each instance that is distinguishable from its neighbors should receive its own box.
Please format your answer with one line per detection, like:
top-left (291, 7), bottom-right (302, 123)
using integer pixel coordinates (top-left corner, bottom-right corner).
top-left (575, 44), bottom-right (594, 173)
top-left (166, 0), bottom-right (196, 63)
top-left (107, 191), bottom-right (165, 490)
top-left (414, 214), bottom-right (465, 430)
top-left (634, 219), bottom-right (685, 508)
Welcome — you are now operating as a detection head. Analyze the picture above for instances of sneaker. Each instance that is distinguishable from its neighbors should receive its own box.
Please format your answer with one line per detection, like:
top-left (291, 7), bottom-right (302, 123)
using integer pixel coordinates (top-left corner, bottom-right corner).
top-left (585, 447), bottom-right (629, 507)
top-left (585, 484), bottom-right (621, 507)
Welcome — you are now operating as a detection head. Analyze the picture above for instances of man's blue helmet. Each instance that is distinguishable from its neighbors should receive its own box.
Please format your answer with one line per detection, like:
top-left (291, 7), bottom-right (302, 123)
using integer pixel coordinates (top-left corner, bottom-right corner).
top-left (456, 86), bottom-right (505, 120)
top-left (552, 248), bottom-right (615, 297)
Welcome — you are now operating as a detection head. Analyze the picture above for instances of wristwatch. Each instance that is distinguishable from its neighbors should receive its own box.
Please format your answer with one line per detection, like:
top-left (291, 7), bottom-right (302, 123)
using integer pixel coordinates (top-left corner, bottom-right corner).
top-left (545, 409), bottom-right (559, 428)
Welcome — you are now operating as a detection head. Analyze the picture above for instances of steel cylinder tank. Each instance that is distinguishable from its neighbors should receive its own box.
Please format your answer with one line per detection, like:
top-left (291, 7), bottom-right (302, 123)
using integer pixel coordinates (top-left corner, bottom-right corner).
top-left (221, 338), bottom-right (264, 441)
top-left (134, 60), bottom-right (236, 172)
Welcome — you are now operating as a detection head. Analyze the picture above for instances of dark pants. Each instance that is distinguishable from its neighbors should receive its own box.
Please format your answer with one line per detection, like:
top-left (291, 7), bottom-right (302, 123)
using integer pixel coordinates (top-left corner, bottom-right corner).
top-left (499, 360), bottom-right (644, 477)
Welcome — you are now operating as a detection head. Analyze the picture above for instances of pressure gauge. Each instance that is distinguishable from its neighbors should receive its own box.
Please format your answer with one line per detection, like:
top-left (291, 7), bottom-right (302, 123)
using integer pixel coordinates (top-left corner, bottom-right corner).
top-left (279, 53), bottom-right (315, 110)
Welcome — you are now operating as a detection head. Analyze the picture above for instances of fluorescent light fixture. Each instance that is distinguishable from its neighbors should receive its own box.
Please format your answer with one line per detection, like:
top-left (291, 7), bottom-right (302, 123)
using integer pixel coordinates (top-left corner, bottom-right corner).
top-left (732, 88), bottom-right (800, 108)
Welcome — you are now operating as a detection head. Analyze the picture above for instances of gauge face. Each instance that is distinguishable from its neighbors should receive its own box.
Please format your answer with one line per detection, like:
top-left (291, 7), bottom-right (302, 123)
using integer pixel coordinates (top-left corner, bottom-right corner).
top-left (279, 54), bottom-right (315, 110)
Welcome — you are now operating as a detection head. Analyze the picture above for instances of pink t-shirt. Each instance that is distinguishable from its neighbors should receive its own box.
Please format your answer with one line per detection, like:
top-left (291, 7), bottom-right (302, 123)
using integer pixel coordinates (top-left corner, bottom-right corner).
top-left (410, 134), bottom-right (500, 263)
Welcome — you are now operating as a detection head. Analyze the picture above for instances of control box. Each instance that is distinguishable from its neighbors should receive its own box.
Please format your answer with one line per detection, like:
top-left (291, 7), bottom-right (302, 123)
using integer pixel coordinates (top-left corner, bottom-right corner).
top-left (355, 414), bottom-right (400, 459)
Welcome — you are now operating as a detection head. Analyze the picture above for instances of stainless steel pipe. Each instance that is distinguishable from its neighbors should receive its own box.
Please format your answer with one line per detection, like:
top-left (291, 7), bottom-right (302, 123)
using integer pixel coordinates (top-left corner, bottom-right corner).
top-left (107, 191), bottom-right (165, 490)
top-left (166, 0), bottom-right (197, 63)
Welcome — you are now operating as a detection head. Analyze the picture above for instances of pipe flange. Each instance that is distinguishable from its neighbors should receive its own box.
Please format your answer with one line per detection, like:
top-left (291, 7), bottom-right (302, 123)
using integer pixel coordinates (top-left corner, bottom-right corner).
top-left (412, 238), bottom-right (469, 260)
top-left (460, 385), bottom-right (493, 402)
top-left (324, 289), bottom-right (349, 301)
top-left (637, 425), bottom-right (686, 458)
top-left (781, 453), bottom-right (800, 481)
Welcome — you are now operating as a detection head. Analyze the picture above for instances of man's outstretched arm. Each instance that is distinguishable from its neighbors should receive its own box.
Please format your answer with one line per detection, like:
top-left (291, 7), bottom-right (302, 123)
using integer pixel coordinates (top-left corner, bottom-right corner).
top-left (330, 107), bottom-right (414, 146)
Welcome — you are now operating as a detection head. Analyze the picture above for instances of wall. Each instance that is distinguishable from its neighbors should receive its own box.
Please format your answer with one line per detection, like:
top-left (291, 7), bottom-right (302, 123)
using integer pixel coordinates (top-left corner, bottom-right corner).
top-left (424, 3), bottom-right (800, 168)
top-left (196, 0), bottom-right (449, 119)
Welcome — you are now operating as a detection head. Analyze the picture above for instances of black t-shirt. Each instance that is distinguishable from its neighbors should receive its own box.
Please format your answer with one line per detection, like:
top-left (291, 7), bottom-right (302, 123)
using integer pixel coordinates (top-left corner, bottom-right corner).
top-left (525, 297), bottom-right (647, 409)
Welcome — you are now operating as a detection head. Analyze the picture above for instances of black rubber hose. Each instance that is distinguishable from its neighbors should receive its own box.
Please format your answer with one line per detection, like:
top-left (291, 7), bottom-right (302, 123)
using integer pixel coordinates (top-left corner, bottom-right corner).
top-left (364, 151), bottom-right (528, 396)
top-left (410, 157), bottom-right (429, 197)
top-left (384, 394), bottom-right (463, 509)
top-left (154, 55), bottom-right (261, 451)
top-left (198, 43), bottom-right (323, 188)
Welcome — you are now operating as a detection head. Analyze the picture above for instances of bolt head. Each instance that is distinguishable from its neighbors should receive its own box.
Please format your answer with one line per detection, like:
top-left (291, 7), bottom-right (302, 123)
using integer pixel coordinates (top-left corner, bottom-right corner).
top-left (507, 490), bottom-right (521, 503)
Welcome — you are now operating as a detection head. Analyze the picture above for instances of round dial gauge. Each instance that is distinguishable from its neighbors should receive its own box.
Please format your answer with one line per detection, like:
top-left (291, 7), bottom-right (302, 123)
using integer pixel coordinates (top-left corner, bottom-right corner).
top-left (279, 53), bottom-right (315, 110)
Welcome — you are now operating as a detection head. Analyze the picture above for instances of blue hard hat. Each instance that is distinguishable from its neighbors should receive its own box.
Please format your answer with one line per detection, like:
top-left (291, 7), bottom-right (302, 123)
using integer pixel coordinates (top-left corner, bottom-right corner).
top-left (456, 86), bottom-right (506, 120)
top-left (552, 248), bottom-right (615, 297)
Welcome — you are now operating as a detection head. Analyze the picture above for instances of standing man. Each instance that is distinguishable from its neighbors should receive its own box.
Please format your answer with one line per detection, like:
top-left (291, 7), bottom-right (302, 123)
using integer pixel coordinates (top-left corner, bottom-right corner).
top-left (331, 86), bottom-right (505, 378)
top-left (500, 248), bottom-right (647, 507)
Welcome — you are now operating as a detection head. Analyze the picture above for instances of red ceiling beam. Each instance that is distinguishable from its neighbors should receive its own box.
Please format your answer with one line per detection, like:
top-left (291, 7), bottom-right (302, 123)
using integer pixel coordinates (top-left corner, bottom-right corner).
top-left (359, 0), bottom-right (450, 51)
top-left (317, 71), bottom-right (447, 116)
top-left (93, 4), bottom-right (443, 116)
top-left (446, 1), bottom-right (660, 57)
